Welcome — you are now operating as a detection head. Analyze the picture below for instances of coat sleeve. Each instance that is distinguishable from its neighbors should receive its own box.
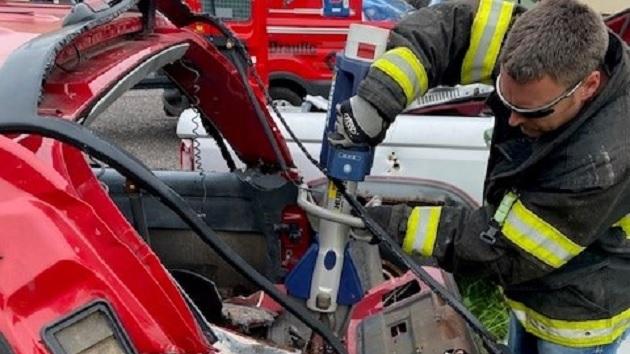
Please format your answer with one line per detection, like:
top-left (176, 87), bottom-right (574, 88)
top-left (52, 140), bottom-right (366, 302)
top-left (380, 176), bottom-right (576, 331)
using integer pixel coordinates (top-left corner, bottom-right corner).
top-left (402, 182), bottom-right (629, 286)
top-left (358, 0), bottom-right (519, 122)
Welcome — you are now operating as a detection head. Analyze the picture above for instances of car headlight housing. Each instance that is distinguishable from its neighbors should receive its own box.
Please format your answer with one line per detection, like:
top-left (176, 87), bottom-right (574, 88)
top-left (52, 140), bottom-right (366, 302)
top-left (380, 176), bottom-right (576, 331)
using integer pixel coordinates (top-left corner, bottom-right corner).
top-left (43, 301), bottom-right (134, 354)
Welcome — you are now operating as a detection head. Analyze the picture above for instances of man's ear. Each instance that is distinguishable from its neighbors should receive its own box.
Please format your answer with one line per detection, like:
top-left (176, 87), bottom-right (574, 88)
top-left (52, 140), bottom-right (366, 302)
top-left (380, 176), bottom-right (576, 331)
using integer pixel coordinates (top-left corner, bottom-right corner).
top-left (578, 70), bottom-right (601, 102)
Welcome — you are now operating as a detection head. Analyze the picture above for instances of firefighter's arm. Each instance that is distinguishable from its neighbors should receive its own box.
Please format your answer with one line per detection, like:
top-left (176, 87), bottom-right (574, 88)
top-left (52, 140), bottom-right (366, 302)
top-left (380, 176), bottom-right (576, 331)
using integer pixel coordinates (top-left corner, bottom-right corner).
top-left (402, 184), bottom-right (627, 286)
top-left (358, 0), bottom-right (518, 123)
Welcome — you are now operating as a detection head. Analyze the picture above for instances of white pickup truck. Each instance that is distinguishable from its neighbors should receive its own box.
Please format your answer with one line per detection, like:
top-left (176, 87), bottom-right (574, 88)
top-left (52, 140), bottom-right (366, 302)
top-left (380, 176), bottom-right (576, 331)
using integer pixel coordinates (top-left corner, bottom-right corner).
top-left (178, 85), bottom-right (494, 204)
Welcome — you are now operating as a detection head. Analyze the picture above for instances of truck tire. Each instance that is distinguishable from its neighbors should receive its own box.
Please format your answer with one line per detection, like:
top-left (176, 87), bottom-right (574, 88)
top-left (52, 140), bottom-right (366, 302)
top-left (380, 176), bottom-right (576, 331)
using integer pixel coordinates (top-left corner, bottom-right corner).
top-left (270, 86), bottom-right (303, 108)
top-left (162, 88), bottom-right (189, 117)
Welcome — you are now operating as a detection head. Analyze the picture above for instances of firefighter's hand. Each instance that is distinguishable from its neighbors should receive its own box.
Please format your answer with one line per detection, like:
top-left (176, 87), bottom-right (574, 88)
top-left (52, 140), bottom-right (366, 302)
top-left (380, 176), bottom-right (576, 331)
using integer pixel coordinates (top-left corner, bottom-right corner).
top-left (328, 96), bottom-right (389, 147)
top-left (354, 204), bottom-right (412, 244)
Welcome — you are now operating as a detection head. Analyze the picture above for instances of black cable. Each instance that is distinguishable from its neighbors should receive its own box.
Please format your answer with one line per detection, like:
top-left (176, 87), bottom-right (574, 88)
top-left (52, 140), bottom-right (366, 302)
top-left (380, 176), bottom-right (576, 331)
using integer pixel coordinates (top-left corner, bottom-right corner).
top-left (225, 48), bottom-right (289, 172)
top-left (200, 116), bottom-right (236, 171)
top-left (0, 117), bottom-right (347, 354)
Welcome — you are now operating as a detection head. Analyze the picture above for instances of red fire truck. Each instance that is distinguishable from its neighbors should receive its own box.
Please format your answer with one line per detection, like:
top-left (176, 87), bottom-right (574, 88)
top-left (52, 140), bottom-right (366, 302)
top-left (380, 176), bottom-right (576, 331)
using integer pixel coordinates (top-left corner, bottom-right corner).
top-left (184, 0), bottom-right (414, 108)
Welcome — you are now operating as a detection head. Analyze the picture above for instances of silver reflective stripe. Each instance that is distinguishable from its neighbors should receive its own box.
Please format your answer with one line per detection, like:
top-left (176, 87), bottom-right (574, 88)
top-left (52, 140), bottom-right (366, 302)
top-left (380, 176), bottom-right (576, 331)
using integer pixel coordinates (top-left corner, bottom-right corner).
top-left (504, 212), bottom-right (573, 266)
top-left (501, 200), bottom-right (584, 268)
top-left (411, 207), bottom-right (435, 252)
top-left (467, 0), bottom-right (503, 83)
top-left (461, 0), bottom-right (514, 84)
top-left (372, 47), bottom-right (428, 105)
top-left (382, 52), bottom-right (420, 100)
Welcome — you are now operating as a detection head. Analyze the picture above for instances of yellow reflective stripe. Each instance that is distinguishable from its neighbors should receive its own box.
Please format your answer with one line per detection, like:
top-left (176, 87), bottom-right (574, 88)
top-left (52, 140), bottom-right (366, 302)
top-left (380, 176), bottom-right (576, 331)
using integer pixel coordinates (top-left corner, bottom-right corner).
top-left (372, 47), bottom-right (429, 105)
top-left (493, 191), bottom-right (518, 225)
top-left (613, 214), bottom-right (630, 239)
top-left (507, 299), bottom-right (630, 347)
top-left (373, 60), bottom-right (414, 104)
top-left (392, 47), bottom-right (429, 98)
top-left (402, 207), bottom-right (420, 254)
top-left (461, 0), bottom-right (493, 84)
top-left (501, 200), bottom-right (584, 268)
top-left (461, 0), bottom-right (514, 84)
top-left (482, 1), bottom-right (514, 83)
top-left (402, 206), bottom-right (442, 257)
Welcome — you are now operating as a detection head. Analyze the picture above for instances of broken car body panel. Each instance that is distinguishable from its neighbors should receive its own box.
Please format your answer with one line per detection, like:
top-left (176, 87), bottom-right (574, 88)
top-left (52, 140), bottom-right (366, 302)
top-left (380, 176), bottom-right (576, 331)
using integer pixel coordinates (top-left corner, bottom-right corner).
top-left (0, 0), bottom-right (293, 171)
top-left (0, 0), bottom-right (295, 352)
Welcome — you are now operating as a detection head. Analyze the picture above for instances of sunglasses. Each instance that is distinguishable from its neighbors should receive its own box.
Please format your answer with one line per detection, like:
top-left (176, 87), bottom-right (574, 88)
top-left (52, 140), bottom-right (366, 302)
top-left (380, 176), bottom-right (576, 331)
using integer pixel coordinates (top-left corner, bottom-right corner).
top-left (495, 73), bottom-right (583, 119)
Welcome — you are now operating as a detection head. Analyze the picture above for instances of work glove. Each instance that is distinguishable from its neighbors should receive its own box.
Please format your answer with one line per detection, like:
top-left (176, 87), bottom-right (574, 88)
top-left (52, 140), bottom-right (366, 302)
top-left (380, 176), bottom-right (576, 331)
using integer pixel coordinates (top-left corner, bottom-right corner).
top-left (359, 204), bottom-right (412, 244)
top-left (329, 95), bottom-right (389, 147)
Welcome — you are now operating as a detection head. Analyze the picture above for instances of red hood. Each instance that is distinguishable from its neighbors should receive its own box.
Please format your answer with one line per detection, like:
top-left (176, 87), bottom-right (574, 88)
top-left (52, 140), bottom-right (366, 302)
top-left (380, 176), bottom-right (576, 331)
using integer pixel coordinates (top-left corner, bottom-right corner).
top-left (0, 2), bottom-right (69, 67)
top-left (0, 0), bottom-right (295, 173)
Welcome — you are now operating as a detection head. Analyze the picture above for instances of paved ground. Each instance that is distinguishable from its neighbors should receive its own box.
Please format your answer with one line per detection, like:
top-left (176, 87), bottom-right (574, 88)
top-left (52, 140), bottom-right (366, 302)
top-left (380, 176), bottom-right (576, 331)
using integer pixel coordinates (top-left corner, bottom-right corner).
top-left (91, 89), bottom-right (180, 170)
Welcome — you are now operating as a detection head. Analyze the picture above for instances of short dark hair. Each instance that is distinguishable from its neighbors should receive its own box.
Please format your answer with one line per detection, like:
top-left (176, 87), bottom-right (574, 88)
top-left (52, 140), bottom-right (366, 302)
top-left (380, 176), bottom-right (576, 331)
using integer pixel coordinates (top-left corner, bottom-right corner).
top-left (499, 0), bottom-right (608, 86)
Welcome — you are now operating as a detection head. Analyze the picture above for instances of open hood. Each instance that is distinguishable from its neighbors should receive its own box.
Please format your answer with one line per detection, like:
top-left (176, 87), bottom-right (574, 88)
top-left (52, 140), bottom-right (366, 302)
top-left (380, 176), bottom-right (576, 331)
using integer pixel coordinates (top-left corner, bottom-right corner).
top-left (0, 0), bottom-right (294, 173)
top-left (0, 2), bottom-right (69, 67)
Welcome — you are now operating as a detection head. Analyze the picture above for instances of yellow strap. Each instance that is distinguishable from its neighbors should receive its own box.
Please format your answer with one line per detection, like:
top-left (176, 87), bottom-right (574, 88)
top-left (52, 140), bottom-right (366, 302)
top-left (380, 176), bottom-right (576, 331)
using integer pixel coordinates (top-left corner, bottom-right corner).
top-left (373, 59), bottom-right (415, 104)
top-left (391, 47), bottom-right (429, 99)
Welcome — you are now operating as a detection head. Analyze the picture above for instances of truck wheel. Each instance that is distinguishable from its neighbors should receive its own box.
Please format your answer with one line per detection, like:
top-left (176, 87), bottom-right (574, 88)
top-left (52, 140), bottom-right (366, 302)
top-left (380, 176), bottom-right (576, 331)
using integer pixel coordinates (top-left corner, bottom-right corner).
top-left (162, 88), bottom-right (189, 117)
top-left (270, 86), bottom-right (303, 109)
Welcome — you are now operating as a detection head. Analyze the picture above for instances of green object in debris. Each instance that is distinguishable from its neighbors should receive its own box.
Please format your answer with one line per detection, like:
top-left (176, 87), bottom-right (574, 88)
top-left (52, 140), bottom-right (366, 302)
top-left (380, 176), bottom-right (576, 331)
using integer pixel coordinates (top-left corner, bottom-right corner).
top-left (457, 275), bottom-right (510, 341)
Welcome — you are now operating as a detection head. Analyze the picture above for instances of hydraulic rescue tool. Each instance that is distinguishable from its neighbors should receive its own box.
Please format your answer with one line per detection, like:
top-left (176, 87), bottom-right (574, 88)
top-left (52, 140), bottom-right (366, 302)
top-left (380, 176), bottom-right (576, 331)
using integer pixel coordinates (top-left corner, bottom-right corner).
top-left (286, 24), bottom-right (388, 315)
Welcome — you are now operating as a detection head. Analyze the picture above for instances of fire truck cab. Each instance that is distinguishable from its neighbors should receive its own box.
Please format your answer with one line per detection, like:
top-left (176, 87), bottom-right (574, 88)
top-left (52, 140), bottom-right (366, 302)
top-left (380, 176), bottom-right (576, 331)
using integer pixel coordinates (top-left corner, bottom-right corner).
top-left (265, 0), bottom-right (414, 107)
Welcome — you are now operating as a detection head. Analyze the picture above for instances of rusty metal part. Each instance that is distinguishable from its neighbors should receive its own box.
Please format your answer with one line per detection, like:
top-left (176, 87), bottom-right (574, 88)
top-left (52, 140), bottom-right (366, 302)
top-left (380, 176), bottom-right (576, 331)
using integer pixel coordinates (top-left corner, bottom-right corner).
top-left (222, 303), bottom-right (276, 332)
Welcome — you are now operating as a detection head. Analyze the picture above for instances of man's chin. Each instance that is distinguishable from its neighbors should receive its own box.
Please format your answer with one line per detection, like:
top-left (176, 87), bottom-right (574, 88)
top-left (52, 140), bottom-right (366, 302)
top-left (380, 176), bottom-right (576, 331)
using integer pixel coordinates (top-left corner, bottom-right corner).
top-left (521, 126), bottom-right (542, 138)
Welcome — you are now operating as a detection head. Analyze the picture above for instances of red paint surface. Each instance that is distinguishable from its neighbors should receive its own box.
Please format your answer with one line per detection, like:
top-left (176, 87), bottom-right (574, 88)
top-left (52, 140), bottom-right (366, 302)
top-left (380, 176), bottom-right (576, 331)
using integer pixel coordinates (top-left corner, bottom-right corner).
top-left (28, 7), bottom-right (294, 171)
top-left (0, 136), bottom-right (214, 353)
top-left (605, 9), bottom-right (630, 44)
top-left (279, 205), bottom-right (313, 272)
top-left (0, 1), bottom-right (296, 352)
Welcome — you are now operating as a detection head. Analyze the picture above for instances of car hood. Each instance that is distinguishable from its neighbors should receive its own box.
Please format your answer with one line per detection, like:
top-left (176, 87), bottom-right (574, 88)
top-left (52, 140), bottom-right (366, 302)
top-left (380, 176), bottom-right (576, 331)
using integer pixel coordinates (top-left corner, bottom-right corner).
top-left (0, 2), bottom-right (69, 67)
top-left (0, 0), bottom-right (295, 173)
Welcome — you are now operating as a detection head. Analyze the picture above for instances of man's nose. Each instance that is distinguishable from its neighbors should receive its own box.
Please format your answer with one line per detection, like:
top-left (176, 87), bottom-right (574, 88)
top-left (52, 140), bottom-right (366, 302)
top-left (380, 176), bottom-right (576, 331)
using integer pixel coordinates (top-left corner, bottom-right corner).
top-left (508, 112), bottom-right (526, 127)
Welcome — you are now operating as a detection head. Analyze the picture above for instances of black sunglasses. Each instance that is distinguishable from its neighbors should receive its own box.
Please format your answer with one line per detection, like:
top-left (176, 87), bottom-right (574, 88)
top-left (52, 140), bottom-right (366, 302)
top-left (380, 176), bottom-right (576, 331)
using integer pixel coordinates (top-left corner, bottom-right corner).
top-left (495, 73), bottom-right (583, 119)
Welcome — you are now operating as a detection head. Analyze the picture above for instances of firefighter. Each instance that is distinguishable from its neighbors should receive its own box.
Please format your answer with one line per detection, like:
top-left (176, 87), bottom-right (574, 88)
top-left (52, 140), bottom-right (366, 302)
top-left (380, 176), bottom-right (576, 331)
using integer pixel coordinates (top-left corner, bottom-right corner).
top-left (332, 0), bottom-right (630, 353)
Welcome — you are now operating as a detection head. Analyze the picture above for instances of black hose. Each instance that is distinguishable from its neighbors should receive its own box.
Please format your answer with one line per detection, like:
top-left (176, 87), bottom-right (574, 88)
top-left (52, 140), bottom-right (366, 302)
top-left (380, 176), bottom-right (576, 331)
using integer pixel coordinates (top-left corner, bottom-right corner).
top-left (0, 117), bottom-right (347, 354)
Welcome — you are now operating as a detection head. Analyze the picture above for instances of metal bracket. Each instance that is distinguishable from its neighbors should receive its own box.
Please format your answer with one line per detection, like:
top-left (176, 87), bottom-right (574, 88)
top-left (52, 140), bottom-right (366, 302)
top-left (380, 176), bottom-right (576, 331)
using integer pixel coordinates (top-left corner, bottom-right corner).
top-left (297, 186), bottom-right (365, 228)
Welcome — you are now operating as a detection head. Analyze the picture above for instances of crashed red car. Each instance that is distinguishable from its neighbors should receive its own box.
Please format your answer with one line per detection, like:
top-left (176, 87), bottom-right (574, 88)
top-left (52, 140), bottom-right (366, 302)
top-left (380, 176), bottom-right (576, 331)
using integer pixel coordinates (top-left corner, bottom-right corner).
top-left (0, 0), bottom-right (512, 353)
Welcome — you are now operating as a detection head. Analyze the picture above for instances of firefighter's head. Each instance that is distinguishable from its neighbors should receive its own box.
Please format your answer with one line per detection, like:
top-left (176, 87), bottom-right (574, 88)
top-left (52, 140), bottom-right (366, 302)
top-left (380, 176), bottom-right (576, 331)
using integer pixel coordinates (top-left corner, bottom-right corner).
top-left (496, 0), bottom-right (608, 138)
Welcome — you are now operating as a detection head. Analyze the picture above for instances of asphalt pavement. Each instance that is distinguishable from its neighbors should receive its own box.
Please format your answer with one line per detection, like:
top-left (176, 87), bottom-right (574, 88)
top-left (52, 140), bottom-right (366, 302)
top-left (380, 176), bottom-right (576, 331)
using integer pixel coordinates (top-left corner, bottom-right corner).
top-left (91, 89), bottom-right (180, 170)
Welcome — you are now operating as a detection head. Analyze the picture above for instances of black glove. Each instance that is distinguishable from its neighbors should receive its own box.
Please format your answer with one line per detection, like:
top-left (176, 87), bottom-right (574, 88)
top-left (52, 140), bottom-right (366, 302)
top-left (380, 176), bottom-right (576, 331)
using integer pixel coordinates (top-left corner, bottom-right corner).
top-left (328, 95), bottom-right (389, 147)
top-left (363, 204), bottom-right (412, 244)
